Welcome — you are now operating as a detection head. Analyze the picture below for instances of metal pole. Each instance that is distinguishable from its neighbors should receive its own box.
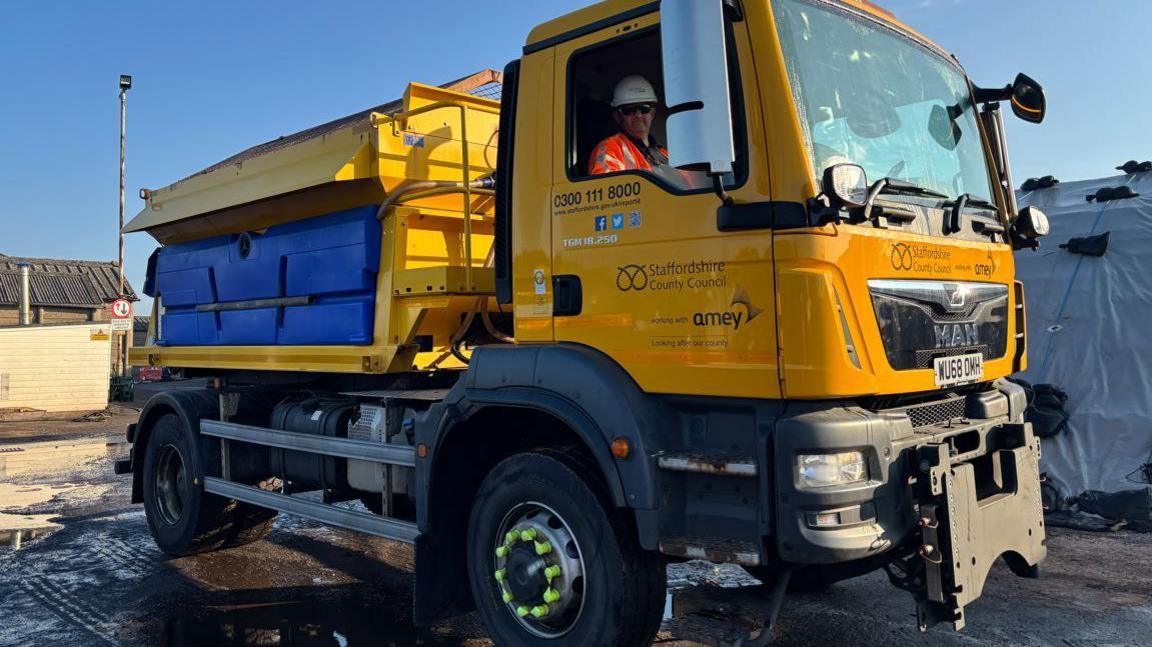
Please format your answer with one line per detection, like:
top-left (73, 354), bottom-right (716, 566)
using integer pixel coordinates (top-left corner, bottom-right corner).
top-left (119, 86), bottom-right (127, 296)
top-left (17, 263), bottom-right (30, 326)
top-left (117, 77), bottom-right (131, 377)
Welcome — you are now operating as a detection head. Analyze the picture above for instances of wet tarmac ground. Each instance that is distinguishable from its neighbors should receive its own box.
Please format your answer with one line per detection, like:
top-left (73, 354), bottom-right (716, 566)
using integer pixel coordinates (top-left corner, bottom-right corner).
top-left (2, 428), bottom-right (1151, 647)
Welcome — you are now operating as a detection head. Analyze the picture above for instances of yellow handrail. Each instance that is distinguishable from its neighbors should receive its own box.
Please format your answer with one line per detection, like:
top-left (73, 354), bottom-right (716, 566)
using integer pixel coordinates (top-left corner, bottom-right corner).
top-left (373, 99), bottom-right (500, 290)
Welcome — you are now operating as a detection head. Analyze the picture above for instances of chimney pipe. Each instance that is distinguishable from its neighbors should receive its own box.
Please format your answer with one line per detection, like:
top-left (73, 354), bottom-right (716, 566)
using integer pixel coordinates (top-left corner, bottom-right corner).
top-left (17, 263), bottom-right (31, 325)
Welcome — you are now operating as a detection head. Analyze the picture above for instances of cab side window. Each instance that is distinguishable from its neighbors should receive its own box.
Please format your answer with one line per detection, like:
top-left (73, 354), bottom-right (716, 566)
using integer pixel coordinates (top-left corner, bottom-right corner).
top-left (566, 28), bottom-right (746, 193)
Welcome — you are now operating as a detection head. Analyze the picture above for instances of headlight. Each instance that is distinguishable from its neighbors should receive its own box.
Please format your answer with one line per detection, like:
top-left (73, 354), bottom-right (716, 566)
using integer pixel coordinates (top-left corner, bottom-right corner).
top-left (797, 451), bottom-right (868, 488)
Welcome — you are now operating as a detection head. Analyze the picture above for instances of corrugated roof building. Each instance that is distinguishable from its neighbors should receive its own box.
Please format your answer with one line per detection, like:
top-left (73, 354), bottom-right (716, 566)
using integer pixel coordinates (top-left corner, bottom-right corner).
top-left (0, 254), bottom-right (137, 326)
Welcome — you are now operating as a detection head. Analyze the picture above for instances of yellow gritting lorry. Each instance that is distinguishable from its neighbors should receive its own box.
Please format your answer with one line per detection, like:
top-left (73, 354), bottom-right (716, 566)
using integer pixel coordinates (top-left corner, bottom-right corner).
top-left (116, 1), bottom-right (1053, 644)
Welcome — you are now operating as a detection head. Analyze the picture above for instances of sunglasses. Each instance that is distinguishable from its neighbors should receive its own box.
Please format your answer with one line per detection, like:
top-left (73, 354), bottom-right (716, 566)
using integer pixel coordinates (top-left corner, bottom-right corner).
top-left (617, 104), bottom-right (654, 116)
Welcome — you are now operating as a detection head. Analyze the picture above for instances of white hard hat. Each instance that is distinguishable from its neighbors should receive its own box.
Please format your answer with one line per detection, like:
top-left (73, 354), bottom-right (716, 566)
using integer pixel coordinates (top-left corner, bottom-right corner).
top-left (611, 75), bottom-right (658, 108)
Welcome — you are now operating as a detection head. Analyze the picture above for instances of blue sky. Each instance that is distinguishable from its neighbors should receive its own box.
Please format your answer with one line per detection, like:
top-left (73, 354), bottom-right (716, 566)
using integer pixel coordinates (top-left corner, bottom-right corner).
top-left (2, 0), bottom-right (1148, 305)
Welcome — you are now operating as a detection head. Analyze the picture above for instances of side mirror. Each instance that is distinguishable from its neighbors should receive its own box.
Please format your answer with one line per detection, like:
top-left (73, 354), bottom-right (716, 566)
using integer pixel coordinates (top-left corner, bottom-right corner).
top-left (1012, 205), bottom-right (1049, 250)
top-left (822, 164), bottom-right (869, 208)
top-left (661, 0), bottom-right (737, 175)
top-left (1016, 205), bottom-right (1049, 237)
top-left (1009, 73), bottom-right (1045, 124)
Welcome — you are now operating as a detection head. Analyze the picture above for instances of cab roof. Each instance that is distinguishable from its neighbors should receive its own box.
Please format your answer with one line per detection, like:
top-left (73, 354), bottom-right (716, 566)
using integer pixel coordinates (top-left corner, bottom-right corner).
top-left (524, 0), bottom-right (945, 60)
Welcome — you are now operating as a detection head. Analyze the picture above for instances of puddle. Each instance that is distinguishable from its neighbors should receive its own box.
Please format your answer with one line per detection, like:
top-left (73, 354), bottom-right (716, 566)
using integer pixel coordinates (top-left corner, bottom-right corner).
top-left (0, 439), bottom-right (127, 477)
top-left (0, 482), bottom-right (75, 509)
top-left (0, 513), bottom-right (61, 547)
top-left (157, 594), bottom-right (466, 646)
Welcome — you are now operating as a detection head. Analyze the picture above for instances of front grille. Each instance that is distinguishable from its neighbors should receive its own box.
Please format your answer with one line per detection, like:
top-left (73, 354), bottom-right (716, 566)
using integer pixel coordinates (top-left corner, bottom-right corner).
top-left (905, 397), bottom-right (966, 429)
top-left (914, 345), bottom-right (991, 369)
top-left (868, 280), bottom-right (1009, 371)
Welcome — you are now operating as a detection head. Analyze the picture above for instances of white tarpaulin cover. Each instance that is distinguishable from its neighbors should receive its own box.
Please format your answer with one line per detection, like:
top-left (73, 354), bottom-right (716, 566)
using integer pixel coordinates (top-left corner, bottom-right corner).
top-left (1016, 171), bottom-right (1152, 497)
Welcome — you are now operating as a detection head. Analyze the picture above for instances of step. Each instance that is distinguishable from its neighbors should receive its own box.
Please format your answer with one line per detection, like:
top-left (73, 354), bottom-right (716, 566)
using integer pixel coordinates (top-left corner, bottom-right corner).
top-left (659, 536), bottom-right (762, 566)
top-left (204, 477), bottom-right (418, 543)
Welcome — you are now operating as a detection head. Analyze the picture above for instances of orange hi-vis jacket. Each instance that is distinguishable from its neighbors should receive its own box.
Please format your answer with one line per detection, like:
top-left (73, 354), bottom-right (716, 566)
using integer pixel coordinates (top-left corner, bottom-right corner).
top-left (587, 132), bottom-right (668, 175)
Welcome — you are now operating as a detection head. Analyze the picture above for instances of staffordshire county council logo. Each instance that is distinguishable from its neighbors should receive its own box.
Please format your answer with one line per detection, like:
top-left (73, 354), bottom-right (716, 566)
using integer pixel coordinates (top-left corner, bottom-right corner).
top-left (890, 242), bottom-right (914, 271)
top-left (616, 264), bottom-right (648, 291)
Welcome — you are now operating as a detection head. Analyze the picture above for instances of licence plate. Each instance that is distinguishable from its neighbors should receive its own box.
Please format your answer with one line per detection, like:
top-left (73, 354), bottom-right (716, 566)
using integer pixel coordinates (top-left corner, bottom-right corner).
top-left (933, 352), bottom-right (984, 387)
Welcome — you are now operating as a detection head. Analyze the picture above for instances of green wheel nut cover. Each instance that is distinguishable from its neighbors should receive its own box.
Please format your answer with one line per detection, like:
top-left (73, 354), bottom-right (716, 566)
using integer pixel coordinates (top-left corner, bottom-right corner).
top-left (494, 569), bottom-right (506, 582)
top-left (502, 590), bottom-right (513, 604)
top-left (496, 546), bottom-right (508, 558)
top-left (534, 540), bottom-right (552, 555)
top-left (519, 528), bottom-right (537, 541)
top-left (543, 588), bottom-right (560, 603)
top-left (544, 565), bottom-right (561, 582)
top-left (531, 604), bottom-right (550, 618)
top-left (516, 606), bottom-right (530, 618)
top-left (505, 531), bottom-right (518, 544)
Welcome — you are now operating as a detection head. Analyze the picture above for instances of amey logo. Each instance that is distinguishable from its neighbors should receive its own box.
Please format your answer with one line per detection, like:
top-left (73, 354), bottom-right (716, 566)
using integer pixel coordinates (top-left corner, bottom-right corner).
top-left (693, 285), bottom-right (764, 331)
top-left (974, 250), bottom-right (999, 278)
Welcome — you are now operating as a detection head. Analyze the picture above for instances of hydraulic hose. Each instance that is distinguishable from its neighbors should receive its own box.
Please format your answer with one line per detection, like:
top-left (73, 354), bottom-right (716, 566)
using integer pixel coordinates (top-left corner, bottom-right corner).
top-left (375, 176), bottom-right (495, 221)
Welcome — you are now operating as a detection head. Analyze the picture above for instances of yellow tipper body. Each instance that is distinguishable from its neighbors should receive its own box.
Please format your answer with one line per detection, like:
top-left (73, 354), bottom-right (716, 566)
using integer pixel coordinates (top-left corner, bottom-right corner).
top-left (127, 72), bottom-right (502, 374)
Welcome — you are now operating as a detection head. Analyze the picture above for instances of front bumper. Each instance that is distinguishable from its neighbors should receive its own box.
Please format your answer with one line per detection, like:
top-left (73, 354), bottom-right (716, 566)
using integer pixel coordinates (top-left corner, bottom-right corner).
top-left (773, 379), bottom-right (1044, 569)
top-left (772, 379), bottom-right (1045, 628)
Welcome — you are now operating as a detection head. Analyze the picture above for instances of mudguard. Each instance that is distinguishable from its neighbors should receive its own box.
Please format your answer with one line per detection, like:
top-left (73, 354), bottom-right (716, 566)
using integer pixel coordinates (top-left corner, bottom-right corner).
top-left (419, 343), bottom-right (668, 548)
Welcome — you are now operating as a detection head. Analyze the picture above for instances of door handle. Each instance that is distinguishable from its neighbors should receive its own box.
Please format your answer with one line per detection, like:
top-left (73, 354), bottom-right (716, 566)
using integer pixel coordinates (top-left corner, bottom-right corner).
top-left (552, 275), bottom-right (582, 317)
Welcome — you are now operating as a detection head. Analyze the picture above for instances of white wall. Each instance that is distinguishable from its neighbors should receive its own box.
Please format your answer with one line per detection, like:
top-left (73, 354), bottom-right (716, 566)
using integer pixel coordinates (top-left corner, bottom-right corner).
top-left (0, 323), bottom-right (111, 413)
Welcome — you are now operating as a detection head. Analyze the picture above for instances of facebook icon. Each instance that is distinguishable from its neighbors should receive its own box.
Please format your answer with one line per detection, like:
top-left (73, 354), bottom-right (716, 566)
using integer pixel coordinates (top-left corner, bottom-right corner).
top-left (594, 215), bottom-right (608, 232)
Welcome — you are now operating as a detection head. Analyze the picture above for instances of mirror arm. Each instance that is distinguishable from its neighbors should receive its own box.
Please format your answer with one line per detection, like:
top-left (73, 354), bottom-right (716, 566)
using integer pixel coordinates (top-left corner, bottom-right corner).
top-left (712, 173), bottom-right (734, 206)
top-left (985, 103), bottom-right (1019, 218)
top-left (947, 193), bottom-right (968, 235)
top-left (856, 178), bottom-right (890, 227)
top-left (973, 84), bottom-right (1011, 104)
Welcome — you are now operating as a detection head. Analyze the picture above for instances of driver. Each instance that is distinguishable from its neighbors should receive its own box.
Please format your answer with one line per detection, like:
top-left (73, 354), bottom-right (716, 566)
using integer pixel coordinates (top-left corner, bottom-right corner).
top-left (588, 75), bottom-right (692, 187)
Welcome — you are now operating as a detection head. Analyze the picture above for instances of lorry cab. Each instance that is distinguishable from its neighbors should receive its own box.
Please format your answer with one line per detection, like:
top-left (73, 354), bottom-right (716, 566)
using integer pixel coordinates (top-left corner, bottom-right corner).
top-left (503, 0), bottom-right (1040, 401)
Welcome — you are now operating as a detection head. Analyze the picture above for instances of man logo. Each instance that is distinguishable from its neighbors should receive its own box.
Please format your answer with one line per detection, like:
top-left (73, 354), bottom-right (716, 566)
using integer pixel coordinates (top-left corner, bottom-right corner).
top-left (934, 322), bottom-right (979, 348)
top-left (890, 243), bottom-right (914, 271)
top-left (616, 264), bottom-right (648, 291)
top-left (944, 283), bottom-right (966, 310)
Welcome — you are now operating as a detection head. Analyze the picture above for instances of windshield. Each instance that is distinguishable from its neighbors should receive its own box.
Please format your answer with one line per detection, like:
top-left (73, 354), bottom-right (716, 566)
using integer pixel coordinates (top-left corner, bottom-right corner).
top-left (772, 0), bottom-right (994, 203)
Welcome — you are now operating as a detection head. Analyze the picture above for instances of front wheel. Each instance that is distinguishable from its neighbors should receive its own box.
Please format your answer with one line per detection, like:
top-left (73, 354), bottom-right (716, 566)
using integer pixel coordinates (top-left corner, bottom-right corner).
top-left (467, 452), bottom-right (665, 646)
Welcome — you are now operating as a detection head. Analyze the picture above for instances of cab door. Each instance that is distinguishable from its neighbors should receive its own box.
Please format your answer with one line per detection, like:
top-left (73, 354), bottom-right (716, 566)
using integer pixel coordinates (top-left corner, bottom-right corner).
top-left (547, 10), bottom-right (780, 400)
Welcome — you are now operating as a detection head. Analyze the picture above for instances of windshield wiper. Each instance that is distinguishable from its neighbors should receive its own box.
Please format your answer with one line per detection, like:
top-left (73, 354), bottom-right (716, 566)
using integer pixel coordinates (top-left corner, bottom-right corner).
top-left (881, 179), bottom-right (949, 200)
top-left (856, 178), bottom-right (948, 227)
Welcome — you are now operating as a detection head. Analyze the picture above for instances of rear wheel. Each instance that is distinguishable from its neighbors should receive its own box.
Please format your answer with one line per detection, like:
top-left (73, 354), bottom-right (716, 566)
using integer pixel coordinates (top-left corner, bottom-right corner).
top-left (141, 414), bottom-right (277, 556)
top-left (466, 452), bottom-right (665, 646)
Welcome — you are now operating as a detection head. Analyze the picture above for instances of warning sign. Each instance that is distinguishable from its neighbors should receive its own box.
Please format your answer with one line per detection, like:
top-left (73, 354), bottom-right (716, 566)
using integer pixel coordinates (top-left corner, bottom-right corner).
top-left (109, 298), bottom-right (133, 332)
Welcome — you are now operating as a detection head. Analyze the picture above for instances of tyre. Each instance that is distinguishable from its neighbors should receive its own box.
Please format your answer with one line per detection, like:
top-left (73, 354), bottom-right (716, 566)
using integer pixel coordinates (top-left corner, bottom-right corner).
top-left (141, 414), bottom-right (277, 556)
top-left (467, 452), bottom-right (665, 646)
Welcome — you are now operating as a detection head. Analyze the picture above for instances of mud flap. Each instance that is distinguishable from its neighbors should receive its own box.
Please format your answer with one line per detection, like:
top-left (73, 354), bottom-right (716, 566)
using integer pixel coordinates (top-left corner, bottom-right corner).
top-left (915, 423), bottom-right (1046, 631)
